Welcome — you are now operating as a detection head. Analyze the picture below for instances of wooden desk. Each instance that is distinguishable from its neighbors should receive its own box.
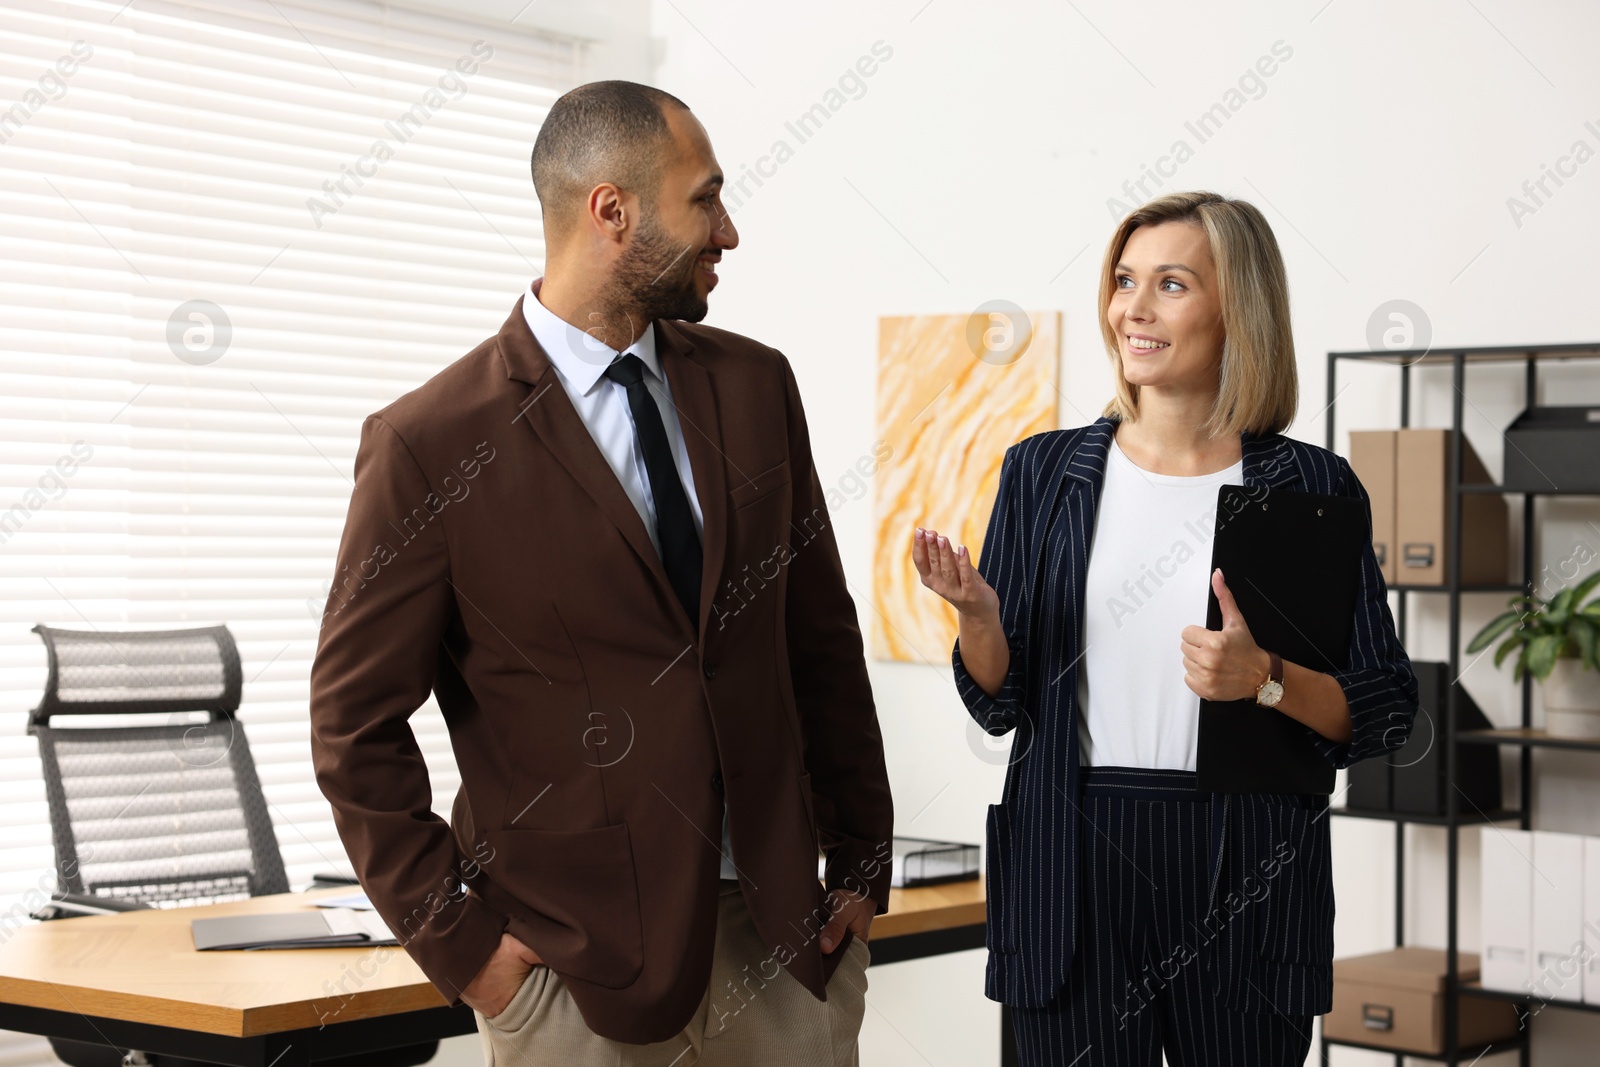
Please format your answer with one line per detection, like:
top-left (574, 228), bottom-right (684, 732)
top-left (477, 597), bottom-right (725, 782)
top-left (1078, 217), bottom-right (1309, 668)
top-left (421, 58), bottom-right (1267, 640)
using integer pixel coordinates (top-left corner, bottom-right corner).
top-left (0, 880), bottom-right (1000, 1066)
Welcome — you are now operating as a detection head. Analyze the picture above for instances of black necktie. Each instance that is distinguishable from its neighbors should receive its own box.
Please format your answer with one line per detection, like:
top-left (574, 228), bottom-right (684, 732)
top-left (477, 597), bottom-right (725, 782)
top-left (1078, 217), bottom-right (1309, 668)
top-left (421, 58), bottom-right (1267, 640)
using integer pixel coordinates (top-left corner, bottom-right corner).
top-left (604, 353), bottom-right (702, 624)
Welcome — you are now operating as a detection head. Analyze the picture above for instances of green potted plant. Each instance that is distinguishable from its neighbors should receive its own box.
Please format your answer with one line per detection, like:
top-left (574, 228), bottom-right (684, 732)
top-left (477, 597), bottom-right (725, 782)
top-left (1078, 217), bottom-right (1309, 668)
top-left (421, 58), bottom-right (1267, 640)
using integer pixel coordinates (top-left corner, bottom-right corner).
top-left (1466, 570), bottom-right (1600, 738)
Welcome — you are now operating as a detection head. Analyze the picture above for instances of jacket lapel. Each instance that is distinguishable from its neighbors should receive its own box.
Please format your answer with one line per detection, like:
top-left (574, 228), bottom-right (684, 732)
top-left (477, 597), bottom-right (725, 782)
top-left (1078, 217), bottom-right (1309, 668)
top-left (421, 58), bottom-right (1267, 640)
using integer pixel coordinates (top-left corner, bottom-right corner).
top-left (498, 295), bottom-right (710, 643)
top-left (1061, 415), bottom-right (1118, 491)
top-left (1057, 416), bottom-right (1118, 596)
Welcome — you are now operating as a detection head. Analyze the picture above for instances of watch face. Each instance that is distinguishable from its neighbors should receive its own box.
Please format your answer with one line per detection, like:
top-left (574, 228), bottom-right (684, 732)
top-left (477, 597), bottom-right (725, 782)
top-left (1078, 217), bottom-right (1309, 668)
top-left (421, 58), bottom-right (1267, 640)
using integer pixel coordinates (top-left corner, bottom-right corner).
top-left (1257, 680), bottom-right (1284, 707)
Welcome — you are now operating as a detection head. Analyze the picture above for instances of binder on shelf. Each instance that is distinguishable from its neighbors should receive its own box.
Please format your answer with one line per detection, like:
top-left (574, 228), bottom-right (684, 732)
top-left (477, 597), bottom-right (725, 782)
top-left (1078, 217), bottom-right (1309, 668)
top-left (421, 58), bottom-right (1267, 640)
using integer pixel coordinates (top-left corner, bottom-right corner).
top-left (1345, 662), bottom-right (1502, 816)
top-left (1393, 429), bottom-right (1507, 586)
top-left (1480, 828), bottom-right (1533, 993)
top-left (1348, 430), bottom-right (1397, 584)
top-left (1585, 837), bottom-right (1600, 1005)
top-left (1196, 485), bottom-right (1365, 795)
top-left (1344, 754), bottom-right (1394, 811)
top-left (1532, 831), bottom-right (1585, 1003)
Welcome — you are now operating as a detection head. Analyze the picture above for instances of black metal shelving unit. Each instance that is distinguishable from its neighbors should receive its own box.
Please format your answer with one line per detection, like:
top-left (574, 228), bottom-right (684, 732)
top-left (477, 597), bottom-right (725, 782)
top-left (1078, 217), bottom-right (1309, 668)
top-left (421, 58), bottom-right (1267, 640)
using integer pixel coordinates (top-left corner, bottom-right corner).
top-left (1319, 342), bottom-right (1600, 1066)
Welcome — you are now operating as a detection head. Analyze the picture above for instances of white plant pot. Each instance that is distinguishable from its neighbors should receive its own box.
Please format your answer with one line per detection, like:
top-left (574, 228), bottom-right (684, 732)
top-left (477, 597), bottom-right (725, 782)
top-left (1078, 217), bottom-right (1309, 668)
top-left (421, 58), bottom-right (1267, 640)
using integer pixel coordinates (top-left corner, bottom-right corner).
top-left (1542, 656), bottom-right (1600, 739)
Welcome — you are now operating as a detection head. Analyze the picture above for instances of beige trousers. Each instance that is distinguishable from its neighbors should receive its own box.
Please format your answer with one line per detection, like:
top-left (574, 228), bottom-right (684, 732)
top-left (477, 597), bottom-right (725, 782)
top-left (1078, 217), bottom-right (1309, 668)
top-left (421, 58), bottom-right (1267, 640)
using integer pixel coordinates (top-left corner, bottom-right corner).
top-left (472, 879), bottom-right (870, 1067)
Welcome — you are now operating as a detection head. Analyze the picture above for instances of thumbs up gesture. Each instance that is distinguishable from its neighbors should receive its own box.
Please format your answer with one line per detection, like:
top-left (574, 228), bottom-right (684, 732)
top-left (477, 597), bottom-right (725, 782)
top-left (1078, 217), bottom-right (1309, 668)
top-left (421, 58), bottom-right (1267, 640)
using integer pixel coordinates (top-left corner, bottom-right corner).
top-left (1180, 568), bottom-right (1272, 702)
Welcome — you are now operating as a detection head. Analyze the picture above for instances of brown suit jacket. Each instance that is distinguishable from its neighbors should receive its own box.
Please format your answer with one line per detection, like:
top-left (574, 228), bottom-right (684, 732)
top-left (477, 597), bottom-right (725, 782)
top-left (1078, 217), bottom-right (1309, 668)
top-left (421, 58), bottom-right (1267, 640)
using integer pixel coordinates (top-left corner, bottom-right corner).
top-left (308, 291), bottom-right (895, 1043)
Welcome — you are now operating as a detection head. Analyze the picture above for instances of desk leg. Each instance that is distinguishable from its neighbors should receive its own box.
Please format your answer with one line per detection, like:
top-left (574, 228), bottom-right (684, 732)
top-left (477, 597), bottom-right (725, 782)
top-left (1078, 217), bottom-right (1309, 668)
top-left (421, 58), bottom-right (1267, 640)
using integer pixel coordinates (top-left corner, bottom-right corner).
top-left (1000, 1002), bottom-right (1018, 1067)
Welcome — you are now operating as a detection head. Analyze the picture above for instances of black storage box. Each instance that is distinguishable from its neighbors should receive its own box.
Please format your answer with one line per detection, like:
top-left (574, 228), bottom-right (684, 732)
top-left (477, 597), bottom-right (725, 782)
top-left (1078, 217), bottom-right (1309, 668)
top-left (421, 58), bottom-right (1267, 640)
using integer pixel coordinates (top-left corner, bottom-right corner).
top-left (1347, 661), bottom-right (1501, 816)
top-left (1502, 405), bottom-right (1600, 492)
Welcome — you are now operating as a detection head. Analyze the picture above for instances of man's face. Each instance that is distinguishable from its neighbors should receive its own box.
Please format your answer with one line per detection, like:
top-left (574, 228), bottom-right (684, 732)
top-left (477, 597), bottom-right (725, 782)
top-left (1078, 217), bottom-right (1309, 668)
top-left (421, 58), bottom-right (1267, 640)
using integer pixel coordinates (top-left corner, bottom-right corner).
top-left (611, 107), bottom-right (739, 324)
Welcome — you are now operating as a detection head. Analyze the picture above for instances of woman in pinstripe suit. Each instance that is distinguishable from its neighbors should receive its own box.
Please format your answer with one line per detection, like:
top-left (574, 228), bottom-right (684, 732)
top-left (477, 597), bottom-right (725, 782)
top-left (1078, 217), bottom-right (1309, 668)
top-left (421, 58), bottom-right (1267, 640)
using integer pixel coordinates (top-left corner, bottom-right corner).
top-left (912, 191), bottom-right (1418, 1066)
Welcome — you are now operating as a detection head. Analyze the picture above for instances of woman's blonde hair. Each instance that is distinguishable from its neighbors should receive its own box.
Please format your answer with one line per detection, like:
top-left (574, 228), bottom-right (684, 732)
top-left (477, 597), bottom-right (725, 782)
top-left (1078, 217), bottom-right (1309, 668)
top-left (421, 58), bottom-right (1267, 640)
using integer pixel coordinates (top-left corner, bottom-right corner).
top-left (1097, 191), bottom-right (1297, 437)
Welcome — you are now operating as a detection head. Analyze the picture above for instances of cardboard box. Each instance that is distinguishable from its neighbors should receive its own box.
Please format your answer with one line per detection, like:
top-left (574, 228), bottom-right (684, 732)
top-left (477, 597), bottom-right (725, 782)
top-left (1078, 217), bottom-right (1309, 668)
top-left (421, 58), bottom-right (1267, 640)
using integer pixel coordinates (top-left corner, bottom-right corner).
top-left (1348, 430), bottom-right (1397, 584)
top-left (1394, 429), bottom-right (1508, 585)
top-left (1326, 948), bottom-right (1520, 1054)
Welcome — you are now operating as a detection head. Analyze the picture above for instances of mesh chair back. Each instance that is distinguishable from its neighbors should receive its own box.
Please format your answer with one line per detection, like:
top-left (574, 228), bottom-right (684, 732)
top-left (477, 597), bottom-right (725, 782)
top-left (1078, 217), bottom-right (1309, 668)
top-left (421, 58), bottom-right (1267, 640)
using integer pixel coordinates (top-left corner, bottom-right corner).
top-left (29, 624), bottom-right (287, 906)
top-left (30, 623), bottom-right (242, 723)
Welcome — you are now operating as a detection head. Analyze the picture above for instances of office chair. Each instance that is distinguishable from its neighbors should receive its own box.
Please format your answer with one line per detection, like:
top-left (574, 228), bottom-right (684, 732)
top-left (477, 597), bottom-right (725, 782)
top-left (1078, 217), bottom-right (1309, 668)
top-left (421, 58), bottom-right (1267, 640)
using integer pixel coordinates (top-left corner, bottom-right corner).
top-left (27, 624), bottom-right (438, 1067)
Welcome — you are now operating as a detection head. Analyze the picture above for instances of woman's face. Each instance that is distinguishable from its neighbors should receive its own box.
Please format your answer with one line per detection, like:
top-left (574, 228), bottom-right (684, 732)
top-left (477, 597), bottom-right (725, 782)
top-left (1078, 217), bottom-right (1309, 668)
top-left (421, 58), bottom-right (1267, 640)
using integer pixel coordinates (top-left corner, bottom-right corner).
top-left (1107, 220), bottom-right (1225, 395)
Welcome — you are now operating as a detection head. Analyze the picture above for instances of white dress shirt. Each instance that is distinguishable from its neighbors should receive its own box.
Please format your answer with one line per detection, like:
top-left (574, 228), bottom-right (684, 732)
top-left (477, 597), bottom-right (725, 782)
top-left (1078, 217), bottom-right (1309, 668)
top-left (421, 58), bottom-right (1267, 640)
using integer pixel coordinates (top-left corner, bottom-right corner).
top-left (521, 285), bottom-right (737, 880)
top-left (521, 286), bottom-right (705, 552)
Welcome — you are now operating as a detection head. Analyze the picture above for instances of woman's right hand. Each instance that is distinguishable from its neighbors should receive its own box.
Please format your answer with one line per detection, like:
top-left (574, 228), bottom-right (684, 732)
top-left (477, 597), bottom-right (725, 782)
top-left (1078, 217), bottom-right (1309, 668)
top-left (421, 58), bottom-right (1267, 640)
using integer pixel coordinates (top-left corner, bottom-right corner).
top-left (461, 932), bottom-right (545, 1018)
top-left (912, 527), bottom-right (999, 621)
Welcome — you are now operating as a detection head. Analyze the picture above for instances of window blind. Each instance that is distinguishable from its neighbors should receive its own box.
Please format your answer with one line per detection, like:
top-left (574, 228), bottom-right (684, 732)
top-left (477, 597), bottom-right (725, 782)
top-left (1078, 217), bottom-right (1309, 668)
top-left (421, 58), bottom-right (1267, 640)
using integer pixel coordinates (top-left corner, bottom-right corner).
top-left (0, 2), bottom-right (577, 1057)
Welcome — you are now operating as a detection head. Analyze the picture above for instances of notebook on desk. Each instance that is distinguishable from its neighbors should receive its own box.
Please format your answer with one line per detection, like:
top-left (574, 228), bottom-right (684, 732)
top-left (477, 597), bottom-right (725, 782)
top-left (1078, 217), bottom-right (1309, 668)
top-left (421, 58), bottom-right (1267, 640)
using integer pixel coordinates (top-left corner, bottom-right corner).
top-left (191, 908), bottom-right (398, 950)
top-left (1195, 484), bottom-right (1366, 796)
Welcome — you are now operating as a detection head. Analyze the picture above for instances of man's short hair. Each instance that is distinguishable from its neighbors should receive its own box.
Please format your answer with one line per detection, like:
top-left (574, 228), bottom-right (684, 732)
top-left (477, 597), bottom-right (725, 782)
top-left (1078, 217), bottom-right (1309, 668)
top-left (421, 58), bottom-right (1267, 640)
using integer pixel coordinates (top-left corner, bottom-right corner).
top-left (530, 80), bottom-right (689, 234)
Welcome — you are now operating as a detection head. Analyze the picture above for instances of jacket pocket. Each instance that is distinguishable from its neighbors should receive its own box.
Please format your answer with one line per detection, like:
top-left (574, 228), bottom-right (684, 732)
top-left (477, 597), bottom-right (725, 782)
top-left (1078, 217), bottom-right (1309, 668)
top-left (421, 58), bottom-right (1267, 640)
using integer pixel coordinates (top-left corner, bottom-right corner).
top-left (480, 822), bottom-right (645, 988)
top-left (1250, 795), bottom-right (1334, 966)
top-left (985, 803), bottom-right (1019, 954)
top-left (730, 459), bottom-right (791, 510)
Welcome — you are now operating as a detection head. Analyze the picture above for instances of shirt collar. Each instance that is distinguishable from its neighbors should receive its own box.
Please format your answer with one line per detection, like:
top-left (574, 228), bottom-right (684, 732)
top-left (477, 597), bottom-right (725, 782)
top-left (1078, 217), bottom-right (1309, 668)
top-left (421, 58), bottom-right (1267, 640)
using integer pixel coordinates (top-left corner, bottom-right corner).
top-left (521, 280), bottom-right (662, 397)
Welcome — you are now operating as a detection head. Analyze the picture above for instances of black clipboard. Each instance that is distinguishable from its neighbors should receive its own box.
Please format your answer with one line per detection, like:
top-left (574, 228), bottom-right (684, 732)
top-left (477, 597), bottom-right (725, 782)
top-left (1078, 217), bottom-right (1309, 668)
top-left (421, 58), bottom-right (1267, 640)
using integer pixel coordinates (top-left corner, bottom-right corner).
top-left (1195, 484), bottom-right (1365, 795)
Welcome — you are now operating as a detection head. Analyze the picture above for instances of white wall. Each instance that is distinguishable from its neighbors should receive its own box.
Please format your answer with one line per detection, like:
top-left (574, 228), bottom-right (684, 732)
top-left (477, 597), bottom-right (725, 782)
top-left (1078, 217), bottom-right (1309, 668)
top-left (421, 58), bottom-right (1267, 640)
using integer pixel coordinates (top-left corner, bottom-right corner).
top-left (642, 2), bottom-right (1600, 1065)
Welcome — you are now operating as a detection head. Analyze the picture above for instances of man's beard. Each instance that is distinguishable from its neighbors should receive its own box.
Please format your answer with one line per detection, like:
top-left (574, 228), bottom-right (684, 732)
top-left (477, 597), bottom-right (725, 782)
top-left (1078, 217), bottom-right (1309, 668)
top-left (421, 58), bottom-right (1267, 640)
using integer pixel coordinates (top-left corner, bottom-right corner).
top-left (605, 211), bottom-right (708, 326)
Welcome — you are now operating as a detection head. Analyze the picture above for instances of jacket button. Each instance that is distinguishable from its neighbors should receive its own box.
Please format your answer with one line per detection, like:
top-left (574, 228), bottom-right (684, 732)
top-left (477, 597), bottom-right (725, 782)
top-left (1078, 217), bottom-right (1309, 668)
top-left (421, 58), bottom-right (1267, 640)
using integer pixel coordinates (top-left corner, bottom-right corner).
top-left (703, 662), bottom-right (717, 679)
top-left (711, 771), bottom-right (724, 792)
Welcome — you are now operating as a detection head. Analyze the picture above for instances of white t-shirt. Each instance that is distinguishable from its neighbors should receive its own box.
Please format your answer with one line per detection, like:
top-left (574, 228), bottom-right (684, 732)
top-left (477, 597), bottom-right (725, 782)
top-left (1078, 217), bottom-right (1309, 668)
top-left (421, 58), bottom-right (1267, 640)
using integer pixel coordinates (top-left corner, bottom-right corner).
top-left (1076, 435), bottom-right (1244, 770)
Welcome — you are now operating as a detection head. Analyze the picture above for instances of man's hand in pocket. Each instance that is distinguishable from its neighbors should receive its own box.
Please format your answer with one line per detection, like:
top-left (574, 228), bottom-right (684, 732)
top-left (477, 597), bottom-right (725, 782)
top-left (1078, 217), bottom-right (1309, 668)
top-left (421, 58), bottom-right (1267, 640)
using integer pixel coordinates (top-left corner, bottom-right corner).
top-left (818, 888), bottom-right (877, 954)
top-left (462, 933), bottom-right (545, 1017)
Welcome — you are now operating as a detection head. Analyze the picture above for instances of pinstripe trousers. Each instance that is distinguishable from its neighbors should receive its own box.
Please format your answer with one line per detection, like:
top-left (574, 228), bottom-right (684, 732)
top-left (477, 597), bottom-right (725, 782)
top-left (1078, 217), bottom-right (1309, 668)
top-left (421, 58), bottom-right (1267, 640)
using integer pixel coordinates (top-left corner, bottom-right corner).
top-left (1010, 767), bottom-right (1313, 1067)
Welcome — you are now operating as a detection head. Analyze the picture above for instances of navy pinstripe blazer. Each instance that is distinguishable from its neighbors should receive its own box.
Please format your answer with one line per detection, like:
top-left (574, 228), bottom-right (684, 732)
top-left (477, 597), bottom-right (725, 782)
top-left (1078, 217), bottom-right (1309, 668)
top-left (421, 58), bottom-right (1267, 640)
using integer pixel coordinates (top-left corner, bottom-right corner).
top-left (952, 414), bottom-right (1419, 1016)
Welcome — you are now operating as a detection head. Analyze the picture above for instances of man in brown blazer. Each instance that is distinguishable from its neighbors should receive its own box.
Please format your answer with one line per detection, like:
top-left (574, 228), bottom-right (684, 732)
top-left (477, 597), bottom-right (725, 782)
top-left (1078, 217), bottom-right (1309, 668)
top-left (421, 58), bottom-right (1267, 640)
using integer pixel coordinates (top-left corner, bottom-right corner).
top-left (308, 80), bottom-right (894, 1064)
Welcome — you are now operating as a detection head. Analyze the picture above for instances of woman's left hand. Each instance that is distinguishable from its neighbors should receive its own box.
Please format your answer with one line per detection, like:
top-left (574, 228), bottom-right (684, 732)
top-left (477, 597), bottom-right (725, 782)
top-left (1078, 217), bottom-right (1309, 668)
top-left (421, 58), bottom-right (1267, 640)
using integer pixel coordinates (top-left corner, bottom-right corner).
top-left (1180, 568), bottom-right (1271, 702)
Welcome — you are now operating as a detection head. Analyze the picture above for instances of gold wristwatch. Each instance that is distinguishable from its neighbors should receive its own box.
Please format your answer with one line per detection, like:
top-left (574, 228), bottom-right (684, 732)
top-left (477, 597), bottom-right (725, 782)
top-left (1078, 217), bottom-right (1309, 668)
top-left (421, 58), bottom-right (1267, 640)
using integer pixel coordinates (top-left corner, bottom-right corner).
top-left (1254, 650), bottom-right (1284, 708)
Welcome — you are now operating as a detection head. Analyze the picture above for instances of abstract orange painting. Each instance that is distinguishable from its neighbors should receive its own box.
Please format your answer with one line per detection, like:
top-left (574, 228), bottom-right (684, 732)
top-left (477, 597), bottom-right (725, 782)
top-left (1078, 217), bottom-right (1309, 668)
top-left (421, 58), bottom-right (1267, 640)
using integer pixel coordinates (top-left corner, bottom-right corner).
top-left (872, 307), bottom-right (1059, 663)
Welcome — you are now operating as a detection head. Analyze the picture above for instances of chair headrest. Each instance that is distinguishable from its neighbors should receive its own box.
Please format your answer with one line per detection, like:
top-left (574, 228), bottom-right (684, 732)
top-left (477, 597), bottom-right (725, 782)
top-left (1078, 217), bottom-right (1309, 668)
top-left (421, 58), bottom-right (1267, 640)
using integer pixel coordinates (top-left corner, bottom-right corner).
top-left (30, 623), bottom-right (242, 726)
